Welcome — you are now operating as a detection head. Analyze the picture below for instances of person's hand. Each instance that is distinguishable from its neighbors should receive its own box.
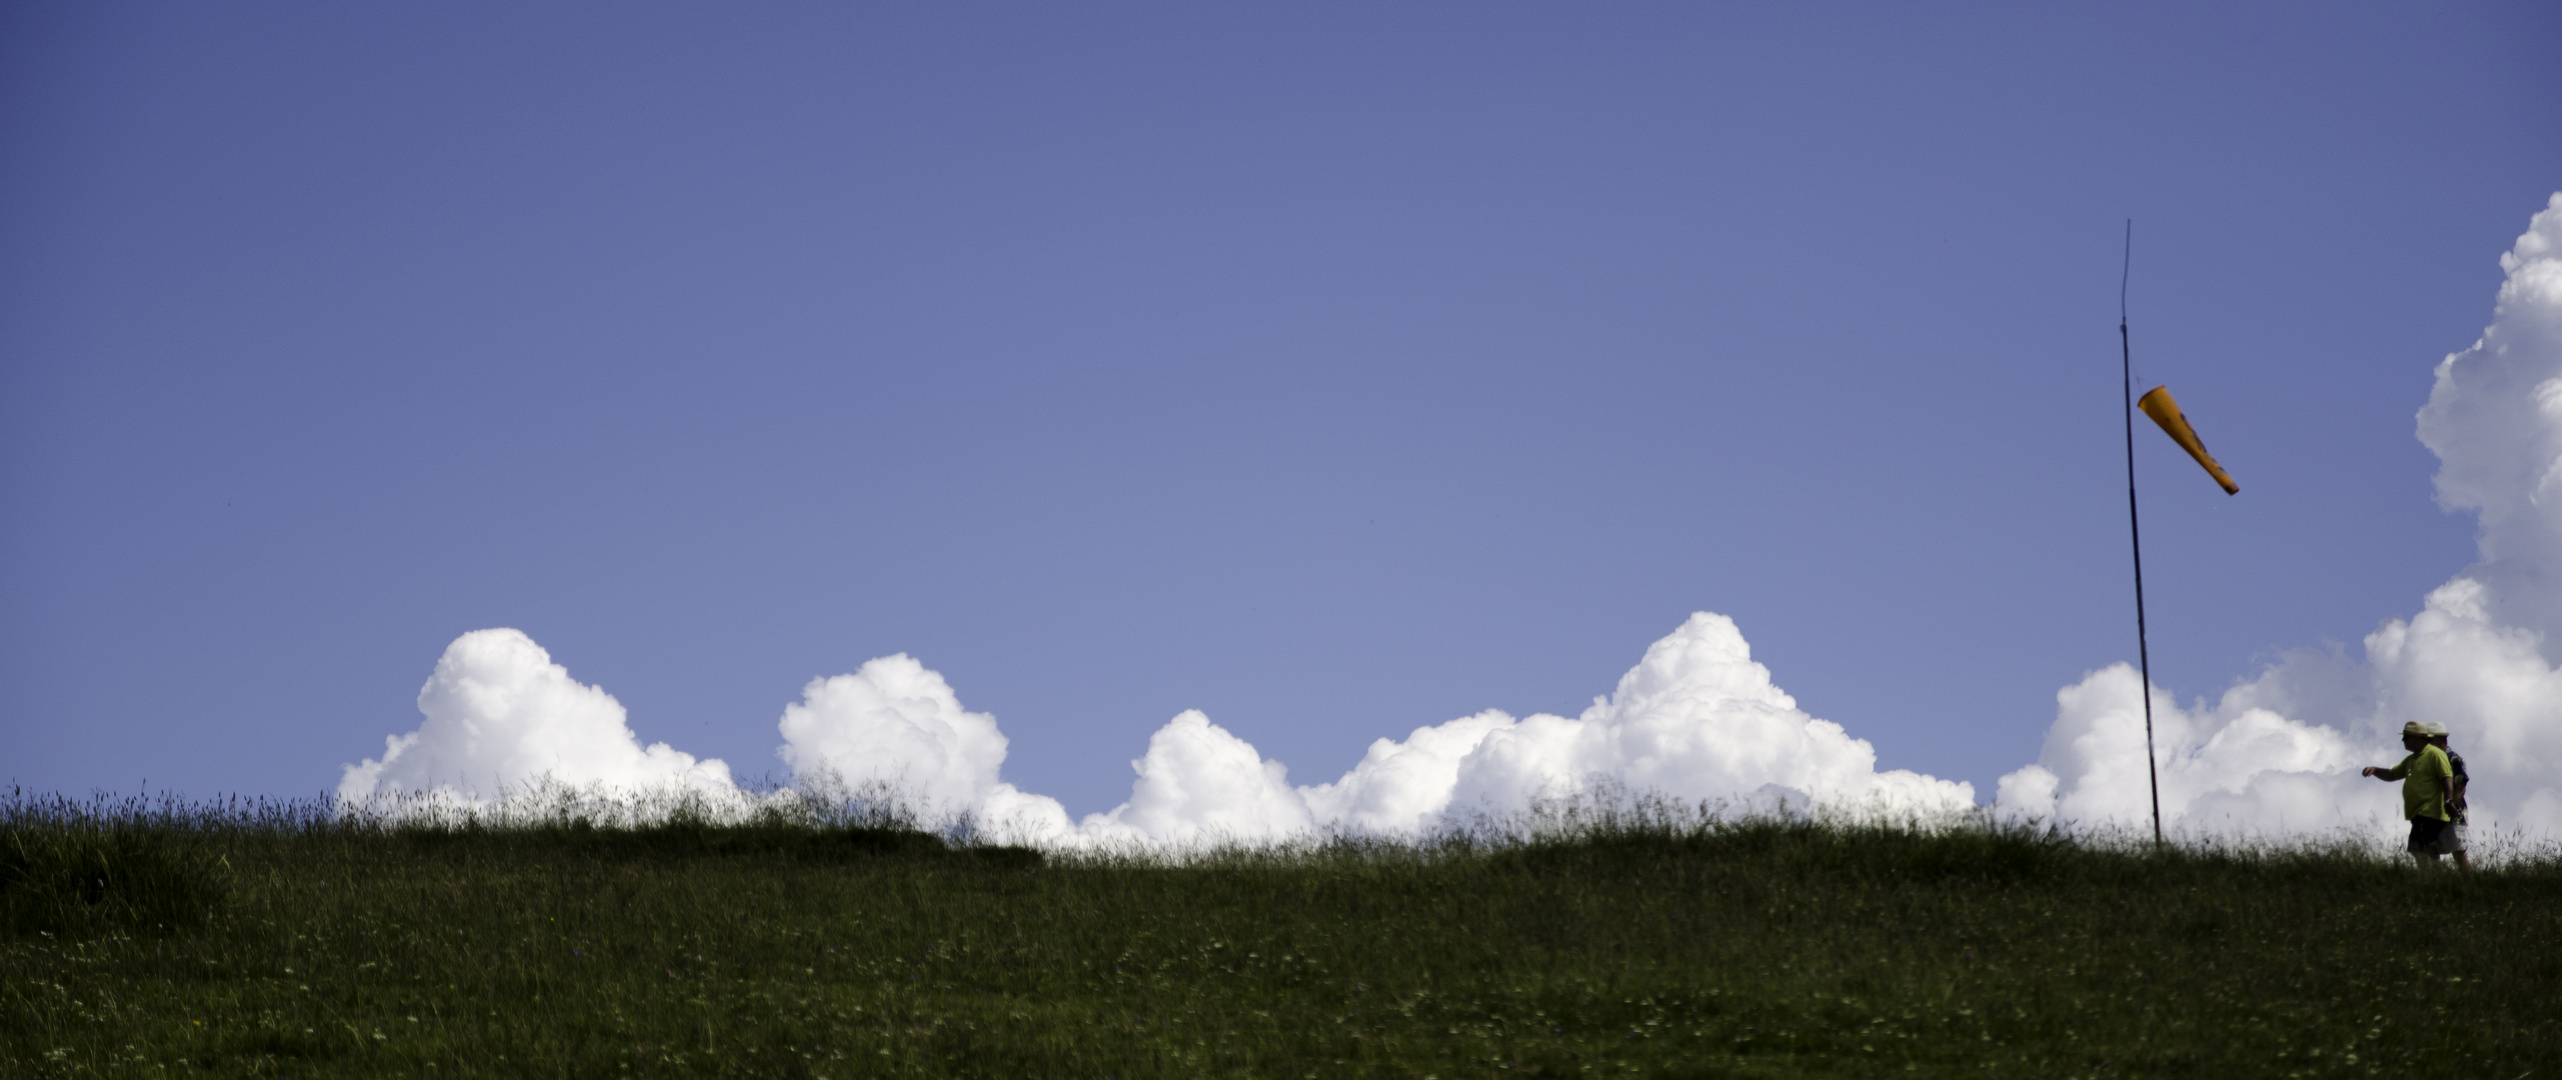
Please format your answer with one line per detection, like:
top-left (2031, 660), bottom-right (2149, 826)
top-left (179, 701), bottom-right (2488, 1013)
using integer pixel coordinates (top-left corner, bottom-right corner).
top-left (2360, 767), bottom-right (2377, 777)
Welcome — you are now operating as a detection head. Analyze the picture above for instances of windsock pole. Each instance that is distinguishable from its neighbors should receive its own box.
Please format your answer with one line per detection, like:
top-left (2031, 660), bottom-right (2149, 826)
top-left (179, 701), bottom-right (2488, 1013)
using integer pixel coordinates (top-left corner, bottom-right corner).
top-left (2119, 221), bottom-right (2166, 848)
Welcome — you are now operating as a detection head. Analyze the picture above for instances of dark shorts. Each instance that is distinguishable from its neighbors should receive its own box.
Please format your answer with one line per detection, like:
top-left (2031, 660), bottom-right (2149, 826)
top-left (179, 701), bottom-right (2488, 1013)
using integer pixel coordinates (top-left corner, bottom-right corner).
top-left (2407, 817), bottom-right (2449, 853)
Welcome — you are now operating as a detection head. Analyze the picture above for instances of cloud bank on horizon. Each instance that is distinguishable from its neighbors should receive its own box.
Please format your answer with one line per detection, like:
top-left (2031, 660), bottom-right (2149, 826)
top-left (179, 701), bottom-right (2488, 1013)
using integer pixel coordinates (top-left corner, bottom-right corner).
top-left (341, 194), bottom-right (2562, 847)
top-left (340, 612), bottom-right (1974, 846)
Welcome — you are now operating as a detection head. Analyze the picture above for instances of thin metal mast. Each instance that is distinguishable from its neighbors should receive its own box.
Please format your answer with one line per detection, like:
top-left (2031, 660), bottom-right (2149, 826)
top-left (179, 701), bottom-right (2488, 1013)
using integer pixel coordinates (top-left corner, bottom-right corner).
top-left (2120, 220), bottom-right (2165, 847)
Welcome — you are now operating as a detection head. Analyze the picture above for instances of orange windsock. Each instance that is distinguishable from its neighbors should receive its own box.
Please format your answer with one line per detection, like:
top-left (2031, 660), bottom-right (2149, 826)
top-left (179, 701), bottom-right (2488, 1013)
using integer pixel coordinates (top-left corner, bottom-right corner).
top-left (2137, 385), bottom-right (2238, 495)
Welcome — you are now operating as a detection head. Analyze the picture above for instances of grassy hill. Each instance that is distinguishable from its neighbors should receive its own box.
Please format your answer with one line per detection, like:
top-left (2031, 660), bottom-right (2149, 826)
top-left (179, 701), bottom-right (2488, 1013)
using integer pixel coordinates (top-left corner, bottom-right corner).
top-left (5, 794), bottom-right (2556, 1078)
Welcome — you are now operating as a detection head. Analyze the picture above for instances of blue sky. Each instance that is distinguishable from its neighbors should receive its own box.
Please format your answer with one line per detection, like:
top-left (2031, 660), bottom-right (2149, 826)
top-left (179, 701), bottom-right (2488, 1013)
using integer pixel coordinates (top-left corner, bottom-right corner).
top-left (4, 2), bottom-right (2558, 817)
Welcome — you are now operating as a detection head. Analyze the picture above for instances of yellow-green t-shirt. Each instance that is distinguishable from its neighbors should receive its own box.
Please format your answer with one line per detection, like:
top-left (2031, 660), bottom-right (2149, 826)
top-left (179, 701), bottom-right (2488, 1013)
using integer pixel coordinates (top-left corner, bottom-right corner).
top-left (2385, 745), bottom-right (2454, 822)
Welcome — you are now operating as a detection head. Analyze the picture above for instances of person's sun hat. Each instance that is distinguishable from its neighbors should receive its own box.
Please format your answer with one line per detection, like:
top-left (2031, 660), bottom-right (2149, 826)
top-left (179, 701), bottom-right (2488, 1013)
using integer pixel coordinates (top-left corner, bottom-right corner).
top-left (2425, 722), bottom-right (2449, 737)
top-left (2401, 721), bottom-right (2430, 737)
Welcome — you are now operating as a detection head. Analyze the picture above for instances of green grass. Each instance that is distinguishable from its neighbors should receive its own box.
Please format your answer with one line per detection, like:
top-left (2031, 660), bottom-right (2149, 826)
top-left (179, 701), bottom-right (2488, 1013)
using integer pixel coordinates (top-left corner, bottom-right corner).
top-left (4, 792), bottom-right (2557, 1078)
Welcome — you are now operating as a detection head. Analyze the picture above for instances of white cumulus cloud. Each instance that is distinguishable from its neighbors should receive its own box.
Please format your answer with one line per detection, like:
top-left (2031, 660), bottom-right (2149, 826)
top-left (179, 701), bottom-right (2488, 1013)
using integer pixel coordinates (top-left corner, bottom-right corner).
top-left (776, 654), bottom-right (1009, 817)
top-left (338, 628), bottom-right (738, 807)
top-left (2418, 192), bottom-right (2562, 652)
top-left (2000, 193), bottom-right (2562, 846)
top-left (773, 653), bottom-right (1075, 834)
top-left (1308, 612), bottom-right (1974, 833)
top-left (1077, 710), bottom-right (1320, 845)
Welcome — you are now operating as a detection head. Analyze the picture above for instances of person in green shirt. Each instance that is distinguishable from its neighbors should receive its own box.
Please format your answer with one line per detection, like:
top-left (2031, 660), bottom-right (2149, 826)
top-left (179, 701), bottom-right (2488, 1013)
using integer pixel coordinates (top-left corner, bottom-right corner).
top-left (2361, 721), bottom-right (2455, 870)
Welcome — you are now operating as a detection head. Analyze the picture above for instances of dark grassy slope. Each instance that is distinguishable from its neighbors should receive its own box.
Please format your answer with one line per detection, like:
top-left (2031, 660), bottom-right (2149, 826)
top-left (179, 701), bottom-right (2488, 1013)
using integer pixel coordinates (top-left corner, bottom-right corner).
top-left (4, 803), bottom-right (2557, 1078)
